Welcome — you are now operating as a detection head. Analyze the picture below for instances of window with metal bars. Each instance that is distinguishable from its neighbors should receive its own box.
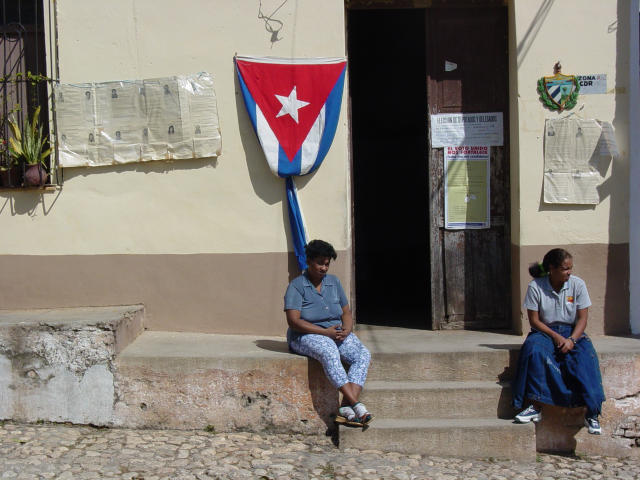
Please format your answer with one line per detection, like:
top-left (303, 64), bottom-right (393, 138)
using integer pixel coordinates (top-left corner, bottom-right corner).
top-left (0, 0), bottom-right (56, 188)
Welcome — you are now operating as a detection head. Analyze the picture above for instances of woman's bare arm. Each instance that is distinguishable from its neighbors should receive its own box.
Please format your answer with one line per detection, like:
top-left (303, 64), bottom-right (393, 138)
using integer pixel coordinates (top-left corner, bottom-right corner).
top-left (335, 305), bottom-right (353, 341)
top-left (527, 309), bottom-right (569, 351)
top-left (570, 307), bottom-right (588, 342)
top-left (285, 309), bottom-right (340, 339)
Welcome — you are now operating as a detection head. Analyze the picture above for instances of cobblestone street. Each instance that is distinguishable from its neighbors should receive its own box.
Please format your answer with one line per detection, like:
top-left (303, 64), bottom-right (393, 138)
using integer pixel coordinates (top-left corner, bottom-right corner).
top-left (1, 422), bottom-right (639, 480)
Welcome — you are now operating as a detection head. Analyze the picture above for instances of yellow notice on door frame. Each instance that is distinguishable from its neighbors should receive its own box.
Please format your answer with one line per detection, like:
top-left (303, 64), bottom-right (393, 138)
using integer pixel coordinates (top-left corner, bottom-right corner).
top-left (444, 145), bottom-right (490, 230)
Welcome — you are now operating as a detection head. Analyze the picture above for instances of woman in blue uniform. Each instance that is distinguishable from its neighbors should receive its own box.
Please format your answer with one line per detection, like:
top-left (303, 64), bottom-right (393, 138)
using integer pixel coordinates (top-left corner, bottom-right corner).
top-left (284, 240), bottom-right (373, 427)
top-left (512, 248), bottom-right (605, 434)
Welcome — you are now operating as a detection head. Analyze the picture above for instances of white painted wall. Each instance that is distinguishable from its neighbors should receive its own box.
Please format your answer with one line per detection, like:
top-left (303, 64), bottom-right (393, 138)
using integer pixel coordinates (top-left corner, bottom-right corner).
top-left (513, 0), bottom-right (630, 246)
top-left (0, 0), bottom-right (350, 255)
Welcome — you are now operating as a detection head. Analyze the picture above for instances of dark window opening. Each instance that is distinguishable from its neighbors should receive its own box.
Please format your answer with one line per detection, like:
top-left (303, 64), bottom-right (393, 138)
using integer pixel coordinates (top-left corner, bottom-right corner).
top-left (1, 0), bottom-right (55, 188)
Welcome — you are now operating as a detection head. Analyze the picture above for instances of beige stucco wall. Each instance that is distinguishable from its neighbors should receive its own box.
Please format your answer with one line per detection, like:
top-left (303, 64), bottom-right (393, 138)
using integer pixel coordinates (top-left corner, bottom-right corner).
top-left (511, 0), bottom-right (630, 247)
top-left (0, 0), bottom-right (350, 256)
top-left (510, 0), bottom-right (632, 334)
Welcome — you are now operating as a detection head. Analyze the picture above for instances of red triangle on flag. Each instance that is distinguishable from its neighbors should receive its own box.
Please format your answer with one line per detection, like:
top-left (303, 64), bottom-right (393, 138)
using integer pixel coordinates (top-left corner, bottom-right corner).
top-left (236, 60), bottom-right (346, 161)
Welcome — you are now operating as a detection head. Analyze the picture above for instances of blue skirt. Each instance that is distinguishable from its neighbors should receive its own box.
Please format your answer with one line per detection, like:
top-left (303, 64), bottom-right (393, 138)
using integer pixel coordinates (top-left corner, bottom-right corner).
top-left (511, 323), bottom-right (605, 417)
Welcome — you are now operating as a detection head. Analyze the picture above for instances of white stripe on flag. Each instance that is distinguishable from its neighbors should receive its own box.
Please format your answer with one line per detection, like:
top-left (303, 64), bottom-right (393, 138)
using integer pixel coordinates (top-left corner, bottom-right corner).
top-left (256, 105), bottom-right (280, 175)
top-left (236, 56), bottom-right (345, 65)
top-left (300, 105), bottom-right (325, 175)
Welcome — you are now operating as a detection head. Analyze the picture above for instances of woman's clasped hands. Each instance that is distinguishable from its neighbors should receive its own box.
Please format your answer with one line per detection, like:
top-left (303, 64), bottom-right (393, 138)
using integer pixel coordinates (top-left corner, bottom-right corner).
top-left (554, 334), bottom-right (575, 354)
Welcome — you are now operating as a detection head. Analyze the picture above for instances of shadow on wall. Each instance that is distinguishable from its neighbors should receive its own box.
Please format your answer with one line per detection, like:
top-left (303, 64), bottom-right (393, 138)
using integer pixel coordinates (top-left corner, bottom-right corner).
top-left (605, 0), bottom-right (632, 336)
top-left (529, 4), bottom-right (631, 336)
top-left (0, 188), bottom-right (62, 216)
top-left (516, 0), bottom-right (555, 68)
top-left (232, 64), bottom-right (316, 283)
top-left (0, 156), bottom-right (218, 217)
top-left (61, 156), bottom-right (218, 182)
top-left (254, 339), bottom-right (339, 438)
top-left (257, 0), bottom-right (289, 45)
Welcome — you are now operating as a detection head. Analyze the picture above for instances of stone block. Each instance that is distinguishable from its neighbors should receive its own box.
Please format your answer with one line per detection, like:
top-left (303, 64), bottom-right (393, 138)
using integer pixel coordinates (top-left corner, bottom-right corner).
top-left (0, 305), bottom-right (144, 425)
top-left (535, 350), bottom-right (640, 457)
top-left (112, 332), bottom-right (337, 434)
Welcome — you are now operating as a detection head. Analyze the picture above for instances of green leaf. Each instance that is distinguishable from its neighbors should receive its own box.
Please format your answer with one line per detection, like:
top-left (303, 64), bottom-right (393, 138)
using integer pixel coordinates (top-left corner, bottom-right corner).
top-left (6, 107), bottom-right (50, 165)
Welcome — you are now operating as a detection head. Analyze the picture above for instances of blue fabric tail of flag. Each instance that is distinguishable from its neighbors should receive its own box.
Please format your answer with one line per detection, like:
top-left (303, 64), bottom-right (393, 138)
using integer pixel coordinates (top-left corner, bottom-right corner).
top-left (285, 177), bottom-right (307, 271)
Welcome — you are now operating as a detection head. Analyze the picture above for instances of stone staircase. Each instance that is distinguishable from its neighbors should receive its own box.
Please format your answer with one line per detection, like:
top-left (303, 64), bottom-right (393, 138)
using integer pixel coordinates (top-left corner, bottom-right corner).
top-left (2, 311), bottom-right (639, 459)
top-left (339, 328), bottom-right (537, 461)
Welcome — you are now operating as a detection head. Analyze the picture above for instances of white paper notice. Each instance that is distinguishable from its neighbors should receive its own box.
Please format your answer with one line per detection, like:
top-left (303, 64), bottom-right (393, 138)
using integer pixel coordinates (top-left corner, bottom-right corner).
top-left (95, 81), bottom-right (146, 164)
top-left (431, 112), bottom-right (503, 148)
top-left (543, 117), bottom-right (604, 204)
top-left (55, 72), bottom-right (222, 168)
top-left (55, 84), bottom-right (96, 167)
top-left (444, 145), bottom-right (491, 230)
top-left (597, 121), bottom-right (619, 158)
top-left (185, 73), bottom-right (223, 159)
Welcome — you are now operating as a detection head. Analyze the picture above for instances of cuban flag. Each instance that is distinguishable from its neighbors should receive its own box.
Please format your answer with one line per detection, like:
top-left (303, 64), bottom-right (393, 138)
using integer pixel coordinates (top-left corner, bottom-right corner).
top-left (236, 56), bottom-right (347, 270)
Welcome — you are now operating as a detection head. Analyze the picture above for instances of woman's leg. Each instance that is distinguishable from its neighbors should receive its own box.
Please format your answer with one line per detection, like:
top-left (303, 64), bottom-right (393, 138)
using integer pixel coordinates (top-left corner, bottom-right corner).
top-left (512, 329), bottom-right (573, 410)
top-left (289, 333), bottom-right (353, 399)
top-left (564, 335), bottom-right (606, 418)
top-left (512, 330), bottom-right (553, 409)
top-left (338, 333), bottom-right (371, 389)
top-left (337, 334), bottom-right (372, 417)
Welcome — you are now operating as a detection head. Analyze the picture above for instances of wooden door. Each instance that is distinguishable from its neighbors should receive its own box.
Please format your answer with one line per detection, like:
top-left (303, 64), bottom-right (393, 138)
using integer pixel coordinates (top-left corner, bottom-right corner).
top-left (427, 7), bottom-right (510, 329)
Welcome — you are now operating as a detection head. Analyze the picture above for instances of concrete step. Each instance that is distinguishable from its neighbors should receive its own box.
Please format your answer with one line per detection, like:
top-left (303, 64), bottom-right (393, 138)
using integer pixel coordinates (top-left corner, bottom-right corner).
top-left (0, 305), bottom-right (145, 425)
top-left (366, 350), bottom-right (517, 382)
top-left (360, 380), bottom-right (516, 419)
top-left (114, 332), bottom-right (337, 433)
top-left (340, 418), bottom-right (536, 461)
top-left (354, 326), bottom-right (522, 383)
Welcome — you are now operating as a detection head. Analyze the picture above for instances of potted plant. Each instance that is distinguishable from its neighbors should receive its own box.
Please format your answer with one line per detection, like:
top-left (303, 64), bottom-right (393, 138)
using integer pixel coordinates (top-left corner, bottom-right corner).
top-left (8, 106), bottom-right (51, 187)
top-left (0, 138), bottom-right (21, 187)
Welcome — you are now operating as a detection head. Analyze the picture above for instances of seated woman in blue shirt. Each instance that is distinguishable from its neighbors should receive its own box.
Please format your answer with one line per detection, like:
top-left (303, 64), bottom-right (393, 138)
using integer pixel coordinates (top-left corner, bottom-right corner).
top-left (284, 239), bottom-right (373, 427)
top-left (512, 248), bottom-right (605, 434)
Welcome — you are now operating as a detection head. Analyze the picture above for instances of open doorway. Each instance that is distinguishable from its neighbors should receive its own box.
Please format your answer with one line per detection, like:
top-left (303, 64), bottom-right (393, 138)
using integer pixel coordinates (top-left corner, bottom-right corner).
top-left (348, 9), bottom-right (431, 329)
top-left (348, 4), bottom-right (510, 331)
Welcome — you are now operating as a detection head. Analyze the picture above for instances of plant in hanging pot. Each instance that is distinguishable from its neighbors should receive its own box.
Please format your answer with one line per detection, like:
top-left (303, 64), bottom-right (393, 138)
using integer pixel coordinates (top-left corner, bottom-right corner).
top-left (8, 106), bottom-right (51, 187)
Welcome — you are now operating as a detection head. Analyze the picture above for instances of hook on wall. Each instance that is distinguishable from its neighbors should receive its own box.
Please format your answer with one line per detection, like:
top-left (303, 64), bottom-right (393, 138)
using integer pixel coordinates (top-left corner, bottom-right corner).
top-left (258, 0), bottom-right (288, 45)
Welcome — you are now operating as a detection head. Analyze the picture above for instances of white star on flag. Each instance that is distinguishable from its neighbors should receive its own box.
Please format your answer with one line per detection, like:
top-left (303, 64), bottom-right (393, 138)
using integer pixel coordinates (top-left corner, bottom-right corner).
top-left (275, 86), bottom-right (310, 123)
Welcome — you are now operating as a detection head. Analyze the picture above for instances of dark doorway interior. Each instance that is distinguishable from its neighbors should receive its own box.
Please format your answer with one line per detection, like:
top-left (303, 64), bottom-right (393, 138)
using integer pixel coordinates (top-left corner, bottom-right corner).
top-left (348, 9), bottom-right (430, 328)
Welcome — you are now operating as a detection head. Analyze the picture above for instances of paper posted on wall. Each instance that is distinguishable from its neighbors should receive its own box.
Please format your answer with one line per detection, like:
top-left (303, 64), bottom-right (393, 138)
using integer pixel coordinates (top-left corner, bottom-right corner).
top-left (55, 72), bottom-right (222, 168)
top-left (543, 117), bottom-right (618, 204)
top-left (444, 145), bottom-right (490, 229)
top-left (431, 112), bottom-right (503, 148)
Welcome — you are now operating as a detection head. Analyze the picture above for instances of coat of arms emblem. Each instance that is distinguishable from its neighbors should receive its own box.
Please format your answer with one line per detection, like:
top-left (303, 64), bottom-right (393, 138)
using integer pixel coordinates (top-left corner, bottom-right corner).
top-left (537, 62), bottom-right (580, 111)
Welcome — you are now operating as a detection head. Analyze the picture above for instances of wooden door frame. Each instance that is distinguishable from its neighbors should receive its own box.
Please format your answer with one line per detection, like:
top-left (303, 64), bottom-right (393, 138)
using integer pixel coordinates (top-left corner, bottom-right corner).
top-left (426, 5), bottom-right (510, 330)
top-left (345, 0), bottom-right (509, 330)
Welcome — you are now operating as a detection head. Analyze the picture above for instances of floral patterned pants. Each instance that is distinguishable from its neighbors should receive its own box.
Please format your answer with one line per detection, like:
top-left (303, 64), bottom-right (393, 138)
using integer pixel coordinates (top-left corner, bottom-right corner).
top-left (289, 332), bottom-right (371, 388)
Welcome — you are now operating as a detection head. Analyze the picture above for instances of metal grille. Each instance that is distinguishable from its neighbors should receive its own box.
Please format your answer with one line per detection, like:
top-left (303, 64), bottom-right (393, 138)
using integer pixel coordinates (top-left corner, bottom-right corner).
top-left (0, 0), bottom-right (57, 188)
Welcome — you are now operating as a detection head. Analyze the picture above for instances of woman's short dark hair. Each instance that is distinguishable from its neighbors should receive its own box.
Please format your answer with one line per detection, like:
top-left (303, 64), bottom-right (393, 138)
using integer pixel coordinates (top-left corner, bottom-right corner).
top-left (305, 240), bottom-right (337, 261)
top-left (529, 248), bottom-right (572, 278)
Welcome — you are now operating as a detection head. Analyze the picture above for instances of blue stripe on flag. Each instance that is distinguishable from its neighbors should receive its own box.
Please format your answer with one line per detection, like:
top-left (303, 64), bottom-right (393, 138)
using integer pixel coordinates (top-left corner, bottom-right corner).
top-left (285, 177), bottom-right (307, 271)
top-left (278, 145), bottom-right (301, 177)
top-left (308, 65), bottom-right (346, 175)
top-left (236, 69), bottom-right (258, 131)
top-left (549, 85), bottom-right (561, 100)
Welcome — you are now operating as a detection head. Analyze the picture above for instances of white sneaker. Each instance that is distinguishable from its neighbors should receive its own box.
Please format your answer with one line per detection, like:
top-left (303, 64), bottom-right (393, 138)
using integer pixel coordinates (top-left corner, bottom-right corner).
top-left (584, 416), bottom-right (602, 435)
top-left (515, 405), bottom-right (542, 423)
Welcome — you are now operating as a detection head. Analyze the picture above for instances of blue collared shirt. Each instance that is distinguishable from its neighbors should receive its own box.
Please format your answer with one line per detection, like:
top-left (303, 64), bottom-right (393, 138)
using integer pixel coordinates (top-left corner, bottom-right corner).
top-left (284, 272), bottom-right (348, 328)
top-left (523, 275), bottom-right (591, 325)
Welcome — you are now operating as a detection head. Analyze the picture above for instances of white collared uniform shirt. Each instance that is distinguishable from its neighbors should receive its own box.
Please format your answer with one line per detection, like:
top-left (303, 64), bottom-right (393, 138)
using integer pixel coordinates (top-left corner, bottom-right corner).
top-left (523, 275), bottom-right (591, 325)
